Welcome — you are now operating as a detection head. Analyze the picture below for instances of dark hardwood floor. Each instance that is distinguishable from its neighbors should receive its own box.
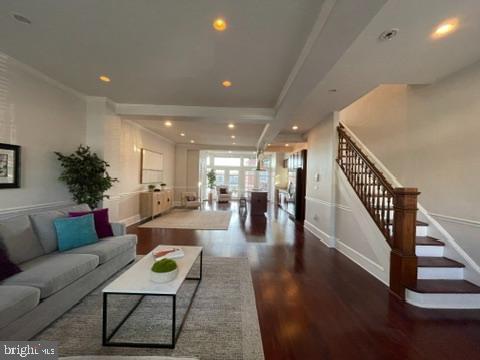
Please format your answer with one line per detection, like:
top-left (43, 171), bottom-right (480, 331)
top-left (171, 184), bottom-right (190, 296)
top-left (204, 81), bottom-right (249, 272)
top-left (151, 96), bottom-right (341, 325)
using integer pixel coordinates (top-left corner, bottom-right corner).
top-left (129, 202), bottom-right (480, 360)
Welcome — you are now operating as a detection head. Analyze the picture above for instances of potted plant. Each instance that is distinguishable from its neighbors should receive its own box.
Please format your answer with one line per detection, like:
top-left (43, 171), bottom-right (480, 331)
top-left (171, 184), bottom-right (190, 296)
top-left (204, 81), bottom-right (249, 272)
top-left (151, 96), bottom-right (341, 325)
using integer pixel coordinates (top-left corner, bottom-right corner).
top-left (55, 145), bottom-right (118, 209)
top-left (207, 169), bottom-right (216, 202)
top-left (148, 184), bottom-right (156, 192)
top-left (150, 258), bottom-right (178, 283)
top-left (160, 183), bottom-right (167, 190)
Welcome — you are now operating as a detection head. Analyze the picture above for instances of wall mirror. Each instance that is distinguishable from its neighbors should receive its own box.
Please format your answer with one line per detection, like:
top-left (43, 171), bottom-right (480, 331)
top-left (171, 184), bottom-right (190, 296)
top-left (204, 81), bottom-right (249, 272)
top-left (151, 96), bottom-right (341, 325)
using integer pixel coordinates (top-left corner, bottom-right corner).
top-left (140, 148), bottom-right (164, 184)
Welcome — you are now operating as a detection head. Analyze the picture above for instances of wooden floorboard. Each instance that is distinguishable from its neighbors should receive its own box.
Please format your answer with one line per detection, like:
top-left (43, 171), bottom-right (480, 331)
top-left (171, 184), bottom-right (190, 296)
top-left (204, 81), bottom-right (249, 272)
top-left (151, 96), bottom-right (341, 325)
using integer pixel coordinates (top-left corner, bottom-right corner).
top-left (129, 201), bottom-right (480, 360)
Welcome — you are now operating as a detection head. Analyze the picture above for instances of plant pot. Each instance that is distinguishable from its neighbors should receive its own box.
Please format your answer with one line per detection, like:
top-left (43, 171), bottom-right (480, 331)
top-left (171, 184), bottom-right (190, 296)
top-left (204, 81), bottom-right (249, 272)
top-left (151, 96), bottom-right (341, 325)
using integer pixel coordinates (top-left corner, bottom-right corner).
top-left (208, 192), bottom-right (213, 202)
top-left (150, 268), bottom-right (178, 283)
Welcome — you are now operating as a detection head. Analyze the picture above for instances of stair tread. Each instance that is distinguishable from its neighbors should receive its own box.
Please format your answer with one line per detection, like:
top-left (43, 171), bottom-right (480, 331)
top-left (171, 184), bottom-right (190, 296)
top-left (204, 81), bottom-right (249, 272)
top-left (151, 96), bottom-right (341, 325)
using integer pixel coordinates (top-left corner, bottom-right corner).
top-left (417, 257), bottom-right (465, 268)
top-left (407, 280), bottom-right (480, 294)
top-left (416, 236), bottom-right (445, 246)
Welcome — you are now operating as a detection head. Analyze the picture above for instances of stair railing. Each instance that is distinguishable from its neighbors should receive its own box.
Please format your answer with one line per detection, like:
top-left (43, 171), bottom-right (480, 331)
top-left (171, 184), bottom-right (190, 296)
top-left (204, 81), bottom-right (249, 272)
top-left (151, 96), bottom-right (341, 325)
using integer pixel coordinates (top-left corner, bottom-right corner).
top-left (336, 124), bottom-right (419, 299)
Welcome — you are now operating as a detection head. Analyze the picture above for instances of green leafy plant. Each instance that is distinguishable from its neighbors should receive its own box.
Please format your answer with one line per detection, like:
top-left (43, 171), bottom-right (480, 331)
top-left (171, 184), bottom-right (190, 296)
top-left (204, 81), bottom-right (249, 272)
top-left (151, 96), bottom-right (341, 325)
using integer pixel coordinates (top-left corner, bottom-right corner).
top-left (148, 184), bottom-right (156, 191)
top-left (151, 258), bottom-right (177, 273)
top-left (207, 169), bottom-right (216, 189)
top-left (55, 145), bottom-right (118, 209)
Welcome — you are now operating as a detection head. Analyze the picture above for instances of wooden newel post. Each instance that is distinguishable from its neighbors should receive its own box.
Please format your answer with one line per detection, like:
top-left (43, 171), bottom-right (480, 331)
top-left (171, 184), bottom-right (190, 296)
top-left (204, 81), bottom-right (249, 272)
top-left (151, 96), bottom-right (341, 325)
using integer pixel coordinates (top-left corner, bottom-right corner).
top-left (390, 187), bottom-right (420, 299)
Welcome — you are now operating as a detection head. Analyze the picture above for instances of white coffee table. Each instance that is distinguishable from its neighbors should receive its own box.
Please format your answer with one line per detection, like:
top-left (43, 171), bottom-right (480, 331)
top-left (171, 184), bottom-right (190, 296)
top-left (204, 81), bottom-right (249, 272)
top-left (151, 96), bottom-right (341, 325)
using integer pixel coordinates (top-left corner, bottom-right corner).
top-left (102, 245), bottom-right (203, 348)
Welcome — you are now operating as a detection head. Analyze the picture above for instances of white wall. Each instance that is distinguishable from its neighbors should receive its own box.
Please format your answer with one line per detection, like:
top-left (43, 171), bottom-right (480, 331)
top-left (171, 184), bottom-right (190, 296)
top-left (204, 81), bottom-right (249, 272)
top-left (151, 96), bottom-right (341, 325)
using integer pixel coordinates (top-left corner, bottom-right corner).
top-left (340, 60), bottom-right (480, 266)
top-left (103, 116), bottom-right (175, 223)
top-left (304, 114), bottom-right (390, 283)
top-left (0, 52), bottom-right (86, 212)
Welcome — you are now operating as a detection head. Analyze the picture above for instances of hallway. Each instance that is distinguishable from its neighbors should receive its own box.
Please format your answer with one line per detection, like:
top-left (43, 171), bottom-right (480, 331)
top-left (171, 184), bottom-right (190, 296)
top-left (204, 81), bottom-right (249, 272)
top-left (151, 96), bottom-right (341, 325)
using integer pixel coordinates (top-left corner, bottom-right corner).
top-left (130, 202), bottom-right (480, 359)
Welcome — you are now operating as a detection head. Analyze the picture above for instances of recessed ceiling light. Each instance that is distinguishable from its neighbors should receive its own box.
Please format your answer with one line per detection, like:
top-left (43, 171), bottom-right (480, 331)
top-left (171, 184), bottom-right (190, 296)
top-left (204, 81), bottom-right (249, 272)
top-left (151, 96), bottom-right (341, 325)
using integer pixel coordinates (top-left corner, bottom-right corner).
top-left (11, 13), bottom-right (32, 25)
top-left (378, 28), bottom-right (399, 42)
top-left (190, 140), bottom-right (195, 144)
top-left (267, 143), bottom-right (271, 146)
top-left (232, 142), bottom-right (236, 145)
top-left (285, 144), bottom-right (289, 147)
top-left (222, 80), bottom-right (232, 88)
top-left (231, 135), bottom-right (235, 139)
top-left (292, 125), bottom-right (299, 131)
top-left (228, 123), bottom-right (235, 129)
top-left (165, 121), bottom-right (172, 127)
top-left (99, 75), bottom-right (111, 83)
top-left (180, 132), bottom-right (185, 137)
top-left (228, 151), bottom-right (232, 154)
top-left (213, 18), bottom-right (227, 32)
top-left (432, 18), bottom-right (459, 39)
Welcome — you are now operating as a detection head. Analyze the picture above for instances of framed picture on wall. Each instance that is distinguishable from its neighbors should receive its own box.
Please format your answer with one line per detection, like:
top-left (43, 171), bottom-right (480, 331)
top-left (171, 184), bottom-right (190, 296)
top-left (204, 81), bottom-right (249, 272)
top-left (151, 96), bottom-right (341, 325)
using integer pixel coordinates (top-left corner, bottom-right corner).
top-left (0, 143), bottom-right (21, 189)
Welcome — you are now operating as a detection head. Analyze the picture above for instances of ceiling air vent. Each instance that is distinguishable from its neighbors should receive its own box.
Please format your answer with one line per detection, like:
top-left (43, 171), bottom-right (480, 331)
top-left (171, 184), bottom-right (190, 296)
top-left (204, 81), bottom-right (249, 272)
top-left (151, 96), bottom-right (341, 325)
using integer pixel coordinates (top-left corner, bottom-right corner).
top-left (378, 28), bottom-right (399, 42)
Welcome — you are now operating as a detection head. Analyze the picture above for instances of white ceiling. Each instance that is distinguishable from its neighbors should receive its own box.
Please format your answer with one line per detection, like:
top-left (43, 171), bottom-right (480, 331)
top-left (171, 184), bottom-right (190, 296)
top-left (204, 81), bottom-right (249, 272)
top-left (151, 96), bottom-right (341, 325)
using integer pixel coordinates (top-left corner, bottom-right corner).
top-left (0, 0), bottom-right (324, 107)
top-left (262, 0), bottom-right (480, 146)
top-left (2, 0), bottom-right (480, 150)
top-left (128, 116), bottom-right (266, 147)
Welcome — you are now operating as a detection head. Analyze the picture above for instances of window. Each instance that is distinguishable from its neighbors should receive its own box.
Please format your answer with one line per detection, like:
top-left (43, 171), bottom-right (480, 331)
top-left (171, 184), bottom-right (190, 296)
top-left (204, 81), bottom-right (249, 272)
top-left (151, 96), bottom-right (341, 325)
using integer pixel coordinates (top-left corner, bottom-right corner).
top-left (258, 171), bottom-right (269, 191)
top-left (243, 158), bottom-right (256, 167)
top-left (215, 169), bottom-right (225, 185)
top-left (229, 170), bottom-right (239, 197)
top-left (214, 157), bottom-right (241, 167)
top-left (245, 170), bottom-right (256, 192)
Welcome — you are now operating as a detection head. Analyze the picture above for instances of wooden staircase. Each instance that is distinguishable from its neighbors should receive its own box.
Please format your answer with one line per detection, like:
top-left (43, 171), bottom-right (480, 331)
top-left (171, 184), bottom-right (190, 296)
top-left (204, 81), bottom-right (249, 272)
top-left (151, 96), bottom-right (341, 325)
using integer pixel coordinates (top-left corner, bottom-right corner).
top-left (337, 124), bottom-right (480, 308)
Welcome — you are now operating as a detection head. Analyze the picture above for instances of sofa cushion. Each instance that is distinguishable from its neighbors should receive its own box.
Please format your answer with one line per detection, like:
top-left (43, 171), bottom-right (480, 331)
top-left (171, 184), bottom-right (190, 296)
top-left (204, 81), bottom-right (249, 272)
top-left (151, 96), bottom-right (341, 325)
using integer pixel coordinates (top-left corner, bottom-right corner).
top-left (54, 214), bottom-right (99, 252)
top-left (69, 208), bottom-right (114, 238)
top-left (0, 285), bottom-right (40, 329)
top-left (29, 210), bottom-right (65, 253)
top-left (65, 235), bottom-right (136, 264)
top-left (59, 204), bottom-right (91, 215)
top-left (2, 253), bottom-right (99, 299)
top-left (0, 216), bottom-right (44, 264)
top-left (0, 247), bottom-right (21, 281)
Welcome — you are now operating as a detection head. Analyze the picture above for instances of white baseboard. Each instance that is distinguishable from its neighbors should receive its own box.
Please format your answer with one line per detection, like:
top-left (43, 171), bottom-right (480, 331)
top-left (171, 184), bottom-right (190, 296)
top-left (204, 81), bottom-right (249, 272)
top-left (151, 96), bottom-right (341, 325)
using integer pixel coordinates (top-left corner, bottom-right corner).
top-left (118, 214), bottom-right (142, 227)
top-left (335, 239), bottom-right (388, 286)
top-left (304, 220), bottom-right (336, 248)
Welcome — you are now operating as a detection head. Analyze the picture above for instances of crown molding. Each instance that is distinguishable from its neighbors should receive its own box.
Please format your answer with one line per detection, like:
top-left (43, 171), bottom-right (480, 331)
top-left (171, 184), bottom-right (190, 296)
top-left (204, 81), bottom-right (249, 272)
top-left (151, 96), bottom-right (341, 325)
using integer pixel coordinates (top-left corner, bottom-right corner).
top-left (114, 103), bottom-right (274, 122)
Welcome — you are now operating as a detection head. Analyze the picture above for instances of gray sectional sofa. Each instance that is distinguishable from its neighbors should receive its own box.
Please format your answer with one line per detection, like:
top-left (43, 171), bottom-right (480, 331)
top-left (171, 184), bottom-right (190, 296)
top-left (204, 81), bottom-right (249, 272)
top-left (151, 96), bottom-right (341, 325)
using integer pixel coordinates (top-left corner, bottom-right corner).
top-left (0, 204), bottom-right (137, 340)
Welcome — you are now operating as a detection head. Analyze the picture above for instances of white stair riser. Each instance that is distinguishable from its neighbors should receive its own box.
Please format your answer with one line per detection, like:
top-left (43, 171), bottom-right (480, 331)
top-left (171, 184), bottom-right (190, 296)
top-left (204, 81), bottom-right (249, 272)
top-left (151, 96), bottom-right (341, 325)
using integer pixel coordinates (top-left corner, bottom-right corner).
top-left (388, 225), bottom-right (428, 236)
top-left (418, 267), bottom-right (464, 280)
top-left (416, 245), bottom-right (444, 257)
top-left (406, 291), bottom-right (480, 309)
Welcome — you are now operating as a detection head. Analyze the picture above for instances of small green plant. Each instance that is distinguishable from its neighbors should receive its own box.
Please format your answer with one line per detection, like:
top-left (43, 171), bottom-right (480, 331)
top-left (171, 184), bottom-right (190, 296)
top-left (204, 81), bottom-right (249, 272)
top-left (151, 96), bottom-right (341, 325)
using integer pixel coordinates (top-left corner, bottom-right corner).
top-left (55, 145), bottom-right (118, 209)
top-left (207, 169), bottom-right (216, 189)
top-left (151, 258), bottom-right (177, 273)
top-left (148, 184), bottom-right (156, 191)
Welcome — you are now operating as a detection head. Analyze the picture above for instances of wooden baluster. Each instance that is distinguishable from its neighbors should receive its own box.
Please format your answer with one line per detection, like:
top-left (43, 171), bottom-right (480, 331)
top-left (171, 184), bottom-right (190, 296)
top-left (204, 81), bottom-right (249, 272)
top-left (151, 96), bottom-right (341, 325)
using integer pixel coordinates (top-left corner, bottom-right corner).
top-left (390, 188), bottom-right (420, 300)
top-left (386, 194), bottom-right (391, 238)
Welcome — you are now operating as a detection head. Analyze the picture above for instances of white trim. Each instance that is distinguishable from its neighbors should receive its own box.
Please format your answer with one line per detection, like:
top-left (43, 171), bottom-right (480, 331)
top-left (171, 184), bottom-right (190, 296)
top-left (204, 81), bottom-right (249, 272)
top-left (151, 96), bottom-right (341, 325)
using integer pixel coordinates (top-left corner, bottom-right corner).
top-left (122, 119), bottom-right (175, 145)
top-left (0, 200), bottom-right (73, 217)
top-left (5, 52), bottom-right (85, 99)
top-left (406, 290), bottom-right (480, 309)
top-left (305, 196), bottom-right (352, 212)
top-left (118, 214), bottom-right (142, 227)
top-left (274, 0), bottom-right (337, 110)
top-left (335, 239), bottom-right (388, 286)
top-left (106, 190), bottom-right (144, 200)
top-left (115, 103), bottom-right (274, 122)
top-left (429, 213), bottom-right (480, 228)
top-left (304, 220), bottom-right (336, 248)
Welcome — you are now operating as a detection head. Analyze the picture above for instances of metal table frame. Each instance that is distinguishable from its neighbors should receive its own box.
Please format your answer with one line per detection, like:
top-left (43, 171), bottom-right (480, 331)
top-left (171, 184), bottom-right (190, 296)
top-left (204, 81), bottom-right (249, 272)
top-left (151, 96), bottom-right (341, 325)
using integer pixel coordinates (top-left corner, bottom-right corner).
top-left (102, 250), bottom-right (203, 349)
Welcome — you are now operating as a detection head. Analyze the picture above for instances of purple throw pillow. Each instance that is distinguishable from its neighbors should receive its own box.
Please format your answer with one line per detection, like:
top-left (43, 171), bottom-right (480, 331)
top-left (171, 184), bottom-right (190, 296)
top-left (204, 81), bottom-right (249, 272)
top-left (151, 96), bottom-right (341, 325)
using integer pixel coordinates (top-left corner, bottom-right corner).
top-left (219, 188), bottom-right (227, 194)
top-left (69, 208), bottom-right (114, 238)
top-left (0, 247), bottom-right (21, 281)
top-left (186, 195), bottom-right (196, 201)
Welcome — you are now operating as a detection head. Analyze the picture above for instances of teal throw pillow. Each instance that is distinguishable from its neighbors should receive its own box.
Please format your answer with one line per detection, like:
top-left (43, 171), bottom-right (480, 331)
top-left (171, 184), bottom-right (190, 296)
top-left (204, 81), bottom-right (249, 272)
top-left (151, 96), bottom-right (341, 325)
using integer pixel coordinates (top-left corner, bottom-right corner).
top-left (54, 213), bottom-right (99, 252)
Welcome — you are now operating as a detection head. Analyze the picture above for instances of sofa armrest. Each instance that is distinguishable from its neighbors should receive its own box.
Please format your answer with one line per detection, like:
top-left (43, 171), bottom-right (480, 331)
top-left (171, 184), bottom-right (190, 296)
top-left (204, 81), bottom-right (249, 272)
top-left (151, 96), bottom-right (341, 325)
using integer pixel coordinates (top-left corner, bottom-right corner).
top-left (110, 222), bottom-right (126, 236)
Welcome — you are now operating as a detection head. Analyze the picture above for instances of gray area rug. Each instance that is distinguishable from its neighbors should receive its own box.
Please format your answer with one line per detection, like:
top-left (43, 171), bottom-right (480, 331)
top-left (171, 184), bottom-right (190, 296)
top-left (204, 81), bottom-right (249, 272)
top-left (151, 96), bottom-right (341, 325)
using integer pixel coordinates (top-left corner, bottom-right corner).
top-left (36, 257), bottom-right (264, 360)
top-left (139, 210), bottom-right (232, 230)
